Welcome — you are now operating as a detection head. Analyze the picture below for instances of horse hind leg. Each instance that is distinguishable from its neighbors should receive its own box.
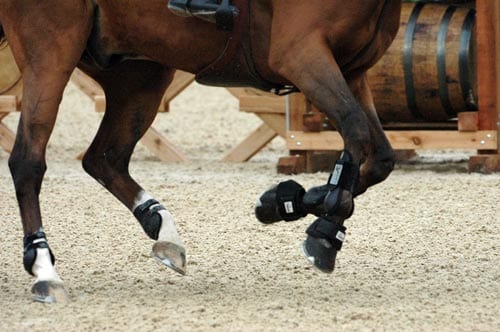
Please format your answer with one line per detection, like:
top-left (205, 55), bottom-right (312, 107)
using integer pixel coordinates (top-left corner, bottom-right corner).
top-left (79, 61), bottom-right (187, 275)
top-left (300, 74), bottom-right (396, 272)
top-left (4, 1), bottom-right (93, 302)
top-left (266, 31), bottom-right (376, 272)
top-left (348, 73), bottom-right (396, 196)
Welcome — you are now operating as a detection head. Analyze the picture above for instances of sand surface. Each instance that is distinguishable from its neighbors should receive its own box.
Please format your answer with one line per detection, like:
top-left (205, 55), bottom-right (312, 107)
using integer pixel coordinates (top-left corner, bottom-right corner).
top-left (0, 82), bottom-right (498, 331)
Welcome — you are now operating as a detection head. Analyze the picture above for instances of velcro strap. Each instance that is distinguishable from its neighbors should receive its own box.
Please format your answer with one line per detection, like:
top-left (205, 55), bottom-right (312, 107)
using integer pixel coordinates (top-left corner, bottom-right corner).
top-left (23, 231), bottom-right (50, 252)
top-left (276, 180), bottom-right (307, 221)
top-left (23, 231), bottom-right (55, 276)
top-left (306, 218), bottom-right (346, 251)
top-left (327, 151), bottom-right (359, 193)
top-left (134, 199), bottom-right (163, 220)
top-left (133, 199), bottom-right (166, 240)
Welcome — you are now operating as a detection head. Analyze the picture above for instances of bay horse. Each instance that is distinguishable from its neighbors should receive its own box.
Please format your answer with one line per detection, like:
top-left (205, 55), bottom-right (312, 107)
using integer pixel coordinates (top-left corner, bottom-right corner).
top-left (0, 0), bottom-right (401, 303)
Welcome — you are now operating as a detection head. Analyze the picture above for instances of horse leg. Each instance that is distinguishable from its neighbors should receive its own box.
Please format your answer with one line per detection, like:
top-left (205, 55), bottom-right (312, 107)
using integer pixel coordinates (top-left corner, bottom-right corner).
top-left (79, 61), bottom-right (187, 275)
top-left (3, 1), bottom-right (93, 302)
top-left (268, 35), bottom-right (373, 273)
top-left (348, 73), bottom-right (396, 197)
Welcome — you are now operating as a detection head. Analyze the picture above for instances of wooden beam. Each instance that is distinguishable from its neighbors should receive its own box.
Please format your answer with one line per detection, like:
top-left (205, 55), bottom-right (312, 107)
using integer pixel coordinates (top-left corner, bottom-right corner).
top-left (257, 114), bottom-right (286, 137)
top-left (223, 123), bottom-right (277, 162)
top-left (286, 130), bottom-right (498, 151)
top-left (495, 0), bottom-right (500, 152)
top-left (140, 127), bottom-right (188, 162)
top-left (476, 0), bottom-right (498, 132)
top-left (239, 95), bottom-right (285, 114)
top-left (457, 112), bottom-right (479, 132)
top-left (94, 96), bottom-right (106, 113)
top-left (0, 95), bottom-right (17, 113)
top-left (71, 69), bottom-right (103, 98)
top-left (162, 71), bottom-right (195, 104)
top-left (0, 122), bottom-right (15, 153)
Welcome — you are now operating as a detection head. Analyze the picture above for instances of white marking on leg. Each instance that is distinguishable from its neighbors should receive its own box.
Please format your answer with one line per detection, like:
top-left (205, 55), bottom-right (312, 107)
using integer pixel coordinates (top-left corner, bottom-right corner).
top-left (133, 191), bottom-right (184, 247)
top-left (157, 210), bottom-right (184, 247)
top-left (133, 191), bottom-right (155, 210)
top-left (31, 248), bottom-right (63, 283)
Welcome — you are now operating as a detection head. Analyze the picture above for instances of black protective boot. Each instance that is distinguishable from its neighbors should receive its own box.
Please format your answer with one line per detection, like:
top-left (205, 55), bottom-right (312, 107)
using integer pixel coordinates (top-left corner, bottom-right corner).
top-left (168, 0), bottom-right (238, 30)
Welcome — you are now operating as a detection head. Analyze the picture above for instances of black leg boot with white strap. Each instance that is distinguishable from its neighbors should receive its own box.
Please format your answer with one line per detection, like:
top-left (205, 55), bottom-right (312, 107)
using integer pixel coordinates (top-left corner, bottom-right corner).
top-left (255, 151), bottom-right (359, 273)
top-left (133, 191), bottom-right (187, 275)
top-left (23, 229), bottom-right (69, 303)
top-left (301, 151), bottom-right (359, 273)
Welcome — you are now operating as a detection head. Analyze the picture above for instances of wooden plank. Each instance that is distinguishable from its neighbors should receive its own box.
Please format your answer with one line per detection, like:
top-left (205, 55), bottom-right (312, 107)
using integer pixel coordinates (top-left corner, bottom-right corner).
top-left (286, 130), bottom-right (498, 150)
top-left (288, 94), bottom-right (308, 131)
top-left (457, 112), bottom-right (479, 132)
top-left (469, 155), bottom-right (500, 174)
top-left (495, 0), bottom-right (500, 152)
top-left (162, 71), bottom-right (195, 103)
top-left (277, 154), bottom-right (306, 175)
top-left (71, 69), bottom-right (103, 98)
top-left (0, 95), bottom-right (17, 113)
top-left (226, 87), bottom-right (274, 100)
top-left (476, 0), bottom-right (497, 131)
top-left (257, 114), bottom-right (286, 137)
top-left (0, 122), bottom-right (15, 153)
top-left (140, 127), bottom-right (188, 162)
top-left (239, 95), bottom-right (285, 114)
top-left (94, 96), bottom-right (106, 113)
top-left (222, 123), bottom-right (277, 162)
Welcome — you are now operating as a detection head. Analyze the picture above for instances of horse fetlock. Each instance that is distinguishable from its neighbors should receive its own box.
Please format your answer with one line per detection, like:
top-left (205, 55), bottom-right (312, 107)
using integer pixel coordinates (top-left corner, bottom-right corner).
top-left (302, 218), bottom-right (347, 273)
top-left (306, 218), bottom-right (346, 251)
top-left (133, 199), bottom-right (165, 240)
top-left (255, 180), bottom-right (307, 223)
top-left (23, 231), bottom-right (56, 276)
top-left (303, 151), bottom-right (358, 218)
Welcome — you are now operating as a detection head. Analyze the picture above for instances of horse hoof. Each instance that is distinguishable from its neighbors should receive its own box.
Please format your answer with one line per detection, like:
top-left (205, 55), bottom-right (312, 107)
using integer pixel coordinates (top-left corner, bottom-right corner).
top-left (151, 241), bottom-right (186, 275)
top-left (301, 235), bottom-right (337, 273)
top-left (31, 280), bottom-right (69, 304)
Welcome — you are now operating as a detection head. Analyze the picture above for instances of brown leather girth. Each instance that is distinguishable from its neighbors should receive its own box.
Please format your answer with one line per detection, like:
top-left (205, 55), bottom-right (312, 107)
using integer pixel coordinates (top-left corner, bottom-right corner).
top-left (195, 0), bottom-right (294, 93)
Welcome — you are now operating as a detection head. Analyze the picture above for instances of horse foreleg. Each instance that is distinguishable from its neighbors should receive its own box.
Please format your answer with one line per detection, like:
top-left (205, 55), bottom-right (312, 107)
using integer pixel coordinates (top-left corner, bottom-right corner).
top-left (80, 61), bottom-right (186, 275)
top-left (348, 73), bottom-right (396, 197)
top-left (4, 1), bottom-right (93, 302)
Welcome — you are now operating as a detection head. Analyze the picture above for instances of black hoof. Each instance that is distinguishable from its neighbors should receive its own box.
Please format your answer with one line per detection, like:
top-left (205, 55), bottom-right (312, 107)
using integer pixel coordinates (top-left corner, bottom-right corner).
top-left (301, 235), bottom-right (338, 273)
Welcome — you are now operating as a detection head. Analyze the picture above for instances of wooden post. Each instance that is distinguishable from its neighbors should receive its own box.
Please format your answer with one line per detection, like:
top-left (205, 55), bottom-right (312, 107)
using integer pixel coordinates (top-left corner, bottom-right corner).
top-left (469, 0), bottom-right (500, 172)
top-left (277, 94), bottom-right (308, 174)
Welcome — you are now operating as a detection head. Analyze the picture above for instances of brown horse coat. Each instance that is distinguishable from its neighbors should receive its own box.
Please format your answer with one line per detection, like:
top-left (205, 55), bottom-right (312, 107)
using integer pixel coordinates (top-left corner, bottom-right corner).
top-left (0, 0), bottom-right (401, 302)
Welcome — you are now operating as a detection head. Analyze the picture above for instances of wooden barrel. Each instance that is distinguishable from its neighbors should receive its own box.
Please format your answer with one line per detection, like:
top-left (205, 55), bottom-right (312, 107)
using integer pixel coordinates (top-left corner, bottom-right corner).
top-left (0, 43), bottom-right (21, 95)
top-left (367, 2), bottom-right (477, 122)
